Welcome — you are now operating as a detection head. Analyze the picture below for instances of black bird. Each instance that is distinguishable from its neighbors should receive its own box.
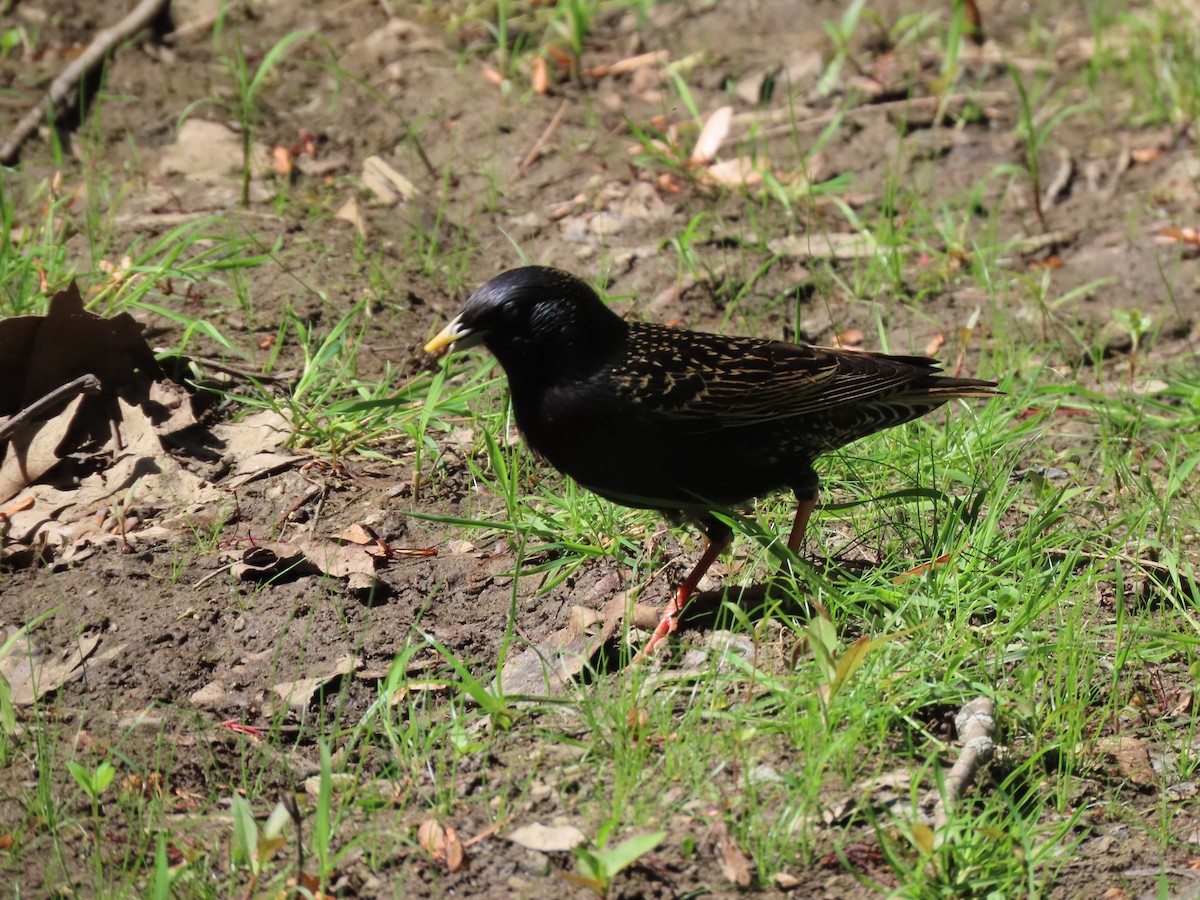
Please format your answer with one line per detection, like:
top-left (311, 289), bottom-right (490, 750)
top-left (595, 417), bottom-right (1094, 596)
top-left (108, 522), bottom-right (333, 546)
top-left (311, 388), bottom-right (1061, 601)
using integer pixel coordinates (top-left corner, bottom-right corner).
top-left (425, 266), bottom-right (998, 658)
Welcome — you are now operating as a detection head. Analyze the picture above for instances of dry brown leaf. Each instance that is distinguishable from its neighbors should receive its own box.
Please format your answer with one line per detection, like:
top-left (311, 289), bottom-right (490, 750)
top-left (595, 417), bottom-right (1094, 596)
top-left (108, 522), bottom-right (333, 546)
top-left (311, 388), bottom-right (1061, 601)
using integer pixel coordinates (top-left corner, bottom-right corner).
top-left (213, 409), bottom-right (302, 489)
top-left (3, 397), bottom-right (221, 562)
top-left (498, 591), bottom-right (656, 696)
top-left (444, 826), bottom-right (464, 871)
top-left (338, 523), bottom-right (376, 545)
top-left (704, 156), bottom-right (763, 187)
top-left (584, 50), bottom-right (668, 78)
top-left (0, 281), bottom-right (160, 419)
top-left (1157, 226), bottom-right (1200, 245)
top-left (1094, 735), bottom-right (1157, 786)
top-left (832, 329), bottom-right (864, 350)
top-left (768, 232), bottom-right (878, 261)
top-left (159, 118), bottom-right (271, 183)
top-left (774, 872), bottom-right (801, 890)
top-left (283, 872), bottom-right (331, 900)
top-left (230, 540), bottom-right (378, 591)
top-left (713, 820), bottom-right (753, 886)
top-left (361, 156), bottom-right (418, 206)
top-left (893, 550), bottom-right (957, 583)
top-left (0, 394), bottom-right (85, 504)
top-left (417, 819), bottom-right (465, 871)
top-left (531, 55), bottom-right (548, 94)
top-left (691, 105), bottom-right (732, 164)
top-left (0, 633), bottom-right (102, 705)
top-left (272, 654), bottom-right (358, 710)
top-left (506, 822), bottom-right (586, 852)
top-left (334, 196), bottom-right (367, 239)
top-left (271, 145), bottom-right (293, 176)
top-left (389, 680), bottom-right (449, 706)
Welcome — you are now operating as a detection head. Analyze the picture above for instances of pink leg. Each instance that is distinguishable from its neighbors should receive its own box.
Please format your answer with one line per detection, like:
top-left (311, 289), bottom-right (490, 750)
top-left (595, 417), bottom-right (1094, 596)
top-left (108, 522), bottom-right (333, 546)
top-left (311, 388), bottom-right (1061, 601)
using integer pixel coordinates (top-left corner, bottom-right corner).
top-left (634, 533), bottom-right (731, 662)
top-left (786, 490), bottom-right (830, 619)
top-left (786, 490), bottom-right (819, 554)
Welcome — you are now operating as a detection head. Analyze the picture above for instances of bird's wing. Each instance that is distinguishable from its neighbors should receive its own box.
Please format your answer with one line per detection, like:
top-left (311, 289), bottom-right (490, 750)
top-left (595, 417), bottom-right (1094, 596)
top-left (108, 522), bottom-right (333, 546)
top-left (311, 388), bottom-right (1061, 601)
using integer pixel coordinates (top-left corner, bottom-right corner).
top-left (611, 325), bottom-right (943, 428)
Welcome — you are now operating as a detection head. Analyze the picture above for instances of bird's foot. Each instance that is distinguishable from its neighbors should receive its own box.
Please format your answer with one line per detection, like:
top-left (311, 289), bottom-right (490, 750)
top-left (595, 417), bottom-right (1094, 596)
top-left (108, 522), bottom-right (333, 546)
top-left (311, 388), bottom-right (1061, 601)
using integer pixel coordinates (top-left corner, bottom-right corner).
top-left (632, 588), bottom-right (689, 664)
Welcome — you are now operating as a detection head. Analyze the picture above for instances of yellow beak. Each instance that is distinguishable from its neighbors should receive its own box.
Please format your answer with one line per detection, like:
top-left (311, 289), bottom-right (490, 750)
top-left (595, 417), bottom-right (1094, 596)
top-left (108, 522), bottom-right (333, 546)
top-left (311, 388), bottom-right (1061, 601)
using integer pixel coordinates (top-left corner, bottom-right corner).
top-left (423, 315), bottom-right (472, 355)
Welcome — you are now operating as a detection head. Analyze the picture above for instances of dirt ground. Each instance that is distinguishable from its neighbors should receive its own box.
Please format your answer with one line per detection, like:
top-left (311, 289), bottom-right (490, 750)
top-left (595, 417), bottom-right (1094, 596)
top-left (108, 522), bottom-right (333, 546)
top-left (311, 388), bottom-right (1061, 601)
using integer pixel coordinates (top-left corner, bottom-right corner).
top-left (2, 0), bottom-right (1199, 896)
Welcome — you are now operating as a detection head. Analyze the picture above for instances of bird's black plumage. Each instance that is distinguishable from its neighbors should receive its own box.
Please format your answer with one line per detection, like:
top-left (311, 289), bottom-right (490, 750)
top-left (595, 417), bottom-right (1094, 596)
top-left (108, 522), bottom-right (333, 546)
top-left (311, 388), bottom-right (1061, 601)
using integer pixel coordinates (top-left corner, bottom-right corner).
top-left (427, 266), bottom-right (995, 515)
top-left (425, 266), bottom-right (999, 655)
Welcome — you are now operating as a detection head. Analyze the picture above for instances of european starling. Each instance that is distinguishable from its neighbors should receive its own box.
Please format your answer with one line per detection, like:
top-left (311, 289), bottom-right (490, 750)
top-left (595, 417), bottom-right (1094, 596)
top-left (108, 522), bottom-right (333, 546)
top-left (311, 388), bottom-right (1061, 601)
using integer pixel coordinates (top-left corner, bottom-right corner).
top-left (425, 266), bottom-right (998, 658)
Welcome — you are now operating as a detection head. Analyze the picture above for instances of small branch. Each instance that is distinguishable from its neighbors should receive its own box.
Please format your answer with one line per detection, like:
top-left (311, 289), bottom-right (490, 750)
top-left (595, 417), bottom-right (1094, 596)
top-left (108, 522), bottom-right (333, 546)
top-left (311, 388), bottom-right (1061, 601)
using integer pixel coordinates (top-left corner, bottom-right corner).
top-left (1042, 148), bottom-right (1075, 209)
top-left (735, 91), bottom-right (1011, 142)
top-left (932, 696), bottom-right (995, 830)
top-left (1, 0), bottom-right (169, 164)
top-left (0, 374), bottom-right (102, 443)
top-left (513, 100), bottom-right (569, 181)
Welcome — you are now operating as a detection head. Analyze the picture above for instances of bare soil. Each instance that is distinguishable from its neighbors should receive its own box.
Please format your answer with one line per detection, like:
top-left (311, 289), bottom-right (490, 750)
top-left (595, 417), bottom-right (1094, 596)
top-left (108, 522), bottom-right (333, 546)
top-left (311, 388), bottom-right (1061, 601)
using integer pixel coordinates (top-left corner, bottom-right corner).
top-left (2, 0), bottom-right (1198, 897)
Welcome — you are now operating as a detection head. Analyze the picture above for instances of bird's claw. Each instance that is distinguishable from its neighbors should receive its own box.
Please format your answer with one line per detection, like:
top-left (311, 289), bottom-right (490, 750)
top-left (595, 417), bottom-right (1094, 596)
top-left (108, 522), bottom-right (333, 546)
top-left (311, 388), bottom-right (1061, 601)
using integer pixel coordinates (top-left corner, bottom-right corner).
top-left (632, 590), bottom-right (689, 664)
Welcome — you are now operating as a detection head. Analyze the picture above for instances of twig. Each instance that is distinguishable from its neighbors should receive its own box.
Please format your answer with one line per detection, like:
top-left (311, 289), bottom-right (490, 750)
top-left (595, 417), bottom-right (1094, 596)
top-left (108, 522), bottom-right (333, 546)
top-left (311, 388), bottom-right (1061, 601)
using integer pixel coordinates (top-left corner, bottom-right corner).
top-left (932, 696), bottom-right (995, 830)
top-left (163, 13), bottom-right (220, 44)
top-left (181, 356), bottom-right (295, 384)
top-left (1042, 147), bottom-right (1075, 208)
top-left (1046, 546), bottom-right (1175, 578)
top-left (513, 100), bottom-right (569, 181)
top-left (741, 91), bottom-right (1011, 143)
top-left (535, 121), bottom-right (625, 190)
top-left (0, 374), bottom-right (101, 443)
top-left (0, 0), bottom-right (169, 164)
top-left (584, 50), bottom-right (669, 78)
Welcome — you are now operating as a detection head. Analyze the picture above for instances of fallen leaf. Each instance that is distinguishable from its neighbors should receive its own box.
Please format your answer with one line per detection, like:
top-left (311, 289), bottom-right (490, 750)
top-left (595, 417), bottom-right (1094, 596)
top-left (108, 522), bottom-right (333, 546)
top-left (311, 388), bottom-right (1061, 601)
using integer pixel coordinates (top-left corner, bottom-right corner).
top-left (531, 56), bottom-right (548, 94)
top-left (271, 654), bottom-right (358, 710)
top-left (774, 872), bottom-right (801, 890)
top-left (832, 329), bottom-right (864, 349)
top-left (335, 196), bottom-right (367, 238)
top-left (1158, 226), bottom-right (1200, 245)
top-left (713, 819), bottom-right (753, 887)
top-left (338, 523), bottom-right (377, 545)
top-left (584, 50), bottom-right (668, 78)
top-left (231, 540), bottom-right (379, 592)
top-left (692, 106), bottom-right (733, 163)
top-left (158, 118), bottom-right (271, 183)
top-left (214, 409), bottom-right (303, 489)
top-left (361, 156), bottom-right (418, 206)
top-left (0, 394), bottom-right (85, 504)
top-left (1093, 735), bottom-right (1156, 786)
top-left (768, 232), bottom-right (878, 261)
top-left (0, 633), bottom-right (103, 705)
top-left (271, 145), bottom-right (293, 176)
top-left (0, 281), bottom-right (160, 419)
top-left (506, 822), bottom-right (586, 852)
top-left (704, 156), bottom-right (763, 187)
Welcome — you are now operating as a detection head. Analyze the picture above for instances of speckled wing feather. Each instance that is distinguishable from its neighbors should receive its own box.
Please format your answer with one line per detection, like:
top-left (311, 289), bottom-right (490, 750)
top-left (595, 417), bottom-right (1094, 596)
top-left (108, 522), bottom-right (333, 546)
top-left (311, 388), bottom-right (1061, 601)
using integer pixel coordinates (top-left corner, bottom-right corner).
top-left (611, 324), bottom-right (974, 428)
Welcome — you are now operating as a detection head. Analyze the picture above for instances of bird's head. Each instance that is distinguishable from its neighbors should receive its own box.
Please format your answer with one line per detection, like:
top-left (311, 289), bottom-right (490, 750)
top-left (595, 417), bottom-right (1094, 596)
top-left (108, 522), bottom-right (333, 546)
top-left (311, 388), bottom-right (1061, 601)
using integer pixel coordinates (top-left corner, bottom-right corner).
top-left (424, 267), bottom-right (625, 377)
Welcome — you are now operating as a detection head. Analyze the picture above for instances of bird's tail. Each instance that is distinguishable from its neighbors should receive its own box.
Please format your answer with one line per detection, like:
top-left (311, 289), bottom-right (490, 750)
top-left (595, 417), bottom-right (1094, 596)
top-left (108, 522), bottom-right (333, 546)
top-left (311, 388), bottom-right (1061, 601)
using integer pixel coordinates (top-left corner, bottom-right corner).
top-left (924, 376), bottom-right (1002, 399)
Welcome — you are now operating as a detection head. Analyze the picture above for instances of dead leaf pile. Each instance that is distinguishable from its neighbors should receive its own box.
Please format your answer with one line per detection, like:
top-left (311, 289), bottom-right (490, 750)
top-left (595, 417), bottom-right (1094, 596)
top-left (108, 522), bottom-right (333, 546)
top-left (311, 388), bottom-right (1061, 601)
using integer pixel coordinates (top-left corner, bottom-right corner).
top-left (0, 630), bottom-right (127, 707)
top-left (0, 282), bottom-right (223, 566)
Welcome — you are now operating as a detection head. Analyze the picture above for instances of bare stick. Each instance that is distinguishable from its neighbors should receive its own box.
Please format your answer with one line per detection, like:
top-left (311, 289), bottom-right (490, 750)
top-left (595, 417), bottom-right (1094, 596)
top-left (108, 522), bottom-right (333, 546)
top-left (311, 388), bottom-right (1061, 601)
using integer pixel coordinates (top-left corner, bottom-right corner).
top-left (738, 91), bottom-right (1011, 143)
top-left (0, 0), bottom-right (169, 164)
top-left (513, 100), bottom-right (569, 181)
top-left (932, 696), bottom-right (995, 830)
top-left (0, 374), bottom-right (101, 443)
